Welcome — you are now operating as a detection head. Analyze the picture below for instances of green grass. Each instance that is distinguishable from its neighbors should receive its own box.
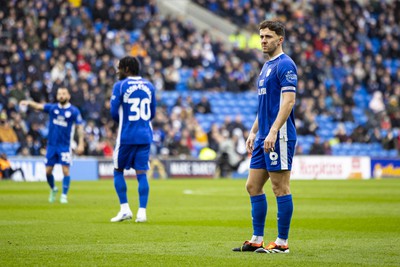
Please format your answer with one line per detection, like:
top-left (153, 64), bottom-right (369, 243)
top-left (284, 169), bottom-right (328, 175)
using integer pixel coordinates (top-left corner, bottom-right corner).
top-left (1, 179), bottom-right (400, 266)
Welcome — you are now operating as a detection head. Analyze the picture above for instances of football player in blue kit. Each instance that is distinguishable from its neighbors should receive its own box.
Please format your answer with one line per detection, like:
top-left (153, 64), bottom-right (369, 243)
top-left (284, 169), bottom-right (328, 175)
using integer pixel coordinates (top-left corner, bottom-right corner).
top-left (233, 20), bottom-right (297, 253)
top-left (110, 56), bottom-right (156, 223)
top-left (20, 87), bottom-right (84, 204)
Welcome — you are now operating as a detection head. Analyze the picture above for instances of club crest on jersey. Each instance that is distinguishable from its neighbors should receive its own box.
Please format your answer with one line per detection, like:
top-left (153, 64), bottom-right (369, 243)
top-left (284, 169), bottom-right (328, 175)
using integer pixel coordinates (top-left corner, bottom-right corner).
top-left (65, 111), bottom-right (71, 118)
top-left (285, 70), bottom-right (297, 83)
top-left (266, 68), bottom-right (272, 77)
top-left (259, 79), bottom-right (264, 86)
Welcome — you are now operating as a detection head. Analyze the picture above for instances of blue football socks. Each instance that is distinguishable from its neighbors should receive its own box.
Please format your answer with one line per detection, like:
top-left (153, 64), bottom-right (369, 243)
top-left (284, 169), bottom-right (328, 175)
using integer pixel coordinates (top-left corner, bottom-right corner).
top-left (277, 194), bottom-right (293, 239)
top-left (251, 194), bottom-right (267, 236)
top-left (137, 173), bottom-right (149, 208)
top-left (46, 174), bottom-right (55, 189)
top-left (114, 170), bottom-right (127, 204)
top-left (62, 176), bottom-right (70, 195)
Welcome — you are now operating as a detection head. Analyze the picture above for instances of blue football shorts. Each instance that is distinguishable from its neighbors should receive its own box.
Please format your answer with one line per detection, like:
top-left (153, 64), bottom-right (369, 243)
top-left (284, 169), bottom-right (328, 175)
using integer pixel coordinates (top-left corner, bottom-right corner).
top-left (250, 137), bottom-right (296, 171)
top-left (113, 143), bottom-right (150, 171)
top-left (45, 145), bottom-right (72, 166)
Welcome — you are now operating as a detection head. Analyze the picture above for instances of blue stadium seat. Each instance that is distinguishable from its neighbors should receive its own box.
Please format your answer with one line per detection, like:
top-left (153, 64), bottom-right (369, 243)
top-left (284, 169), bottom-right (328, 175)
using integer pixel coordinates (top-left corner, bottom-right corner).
top-left (344, 121), bottom-right (356, 134)
top-left (304, 135), bottom-right (315, 144)
top-left (371, 38), bottom-right (381, 53)
top-left (324, 122), bottom-right (337, 131)
top-left (317, 128), bottom-right (334, 140)
top-left (94, 22), bottom-right (103, 33)
top-left (200, 121), bottom-right (211, 132)
top-left (0, 142), bottom-right (20, 156)
top-left (130, 31), bottom-right (140, 42)
top-left (236, 99), bottom-right (248, 107)
top-left (335, 150), bottom-right (349, 156)
top-left (301, 143), bottom-right (312, 154)
top-left (331, 145), bottom-right (341, 155)
top-left (315, 114), bottom-right (333, 124)
top-left (175, 83), bottom-right (187, 92)
top-left (388, 149), bottom-right (398, 158)
top-left (371, 142), bottom-right (382, 150)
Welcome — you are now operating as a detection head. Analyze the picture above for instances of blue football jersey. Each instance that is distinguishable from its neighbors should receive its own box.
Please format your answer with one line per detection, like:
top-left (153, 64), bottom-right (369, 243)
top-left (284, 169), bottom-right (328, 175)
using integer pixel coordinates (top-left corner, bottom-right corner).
top-left (43, 103), bottom-right (83, 147)
top-left (110, 76), bottom-right (156, 145)
top-left (257, 53), bottom-right (297, 140)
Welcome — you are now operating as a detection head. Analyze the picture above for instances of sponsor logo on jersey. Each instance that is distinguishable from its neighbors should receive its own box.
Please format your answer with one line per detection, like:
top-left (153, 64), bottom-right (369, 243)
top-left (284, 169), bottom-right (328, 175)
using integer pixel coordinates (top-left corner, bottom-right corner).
top-left (53, 118), bottom-right (68, 127)
top-left (285, 70), bottom-right (297, 83)
top-left (269, 151), bottom-right (279, 166)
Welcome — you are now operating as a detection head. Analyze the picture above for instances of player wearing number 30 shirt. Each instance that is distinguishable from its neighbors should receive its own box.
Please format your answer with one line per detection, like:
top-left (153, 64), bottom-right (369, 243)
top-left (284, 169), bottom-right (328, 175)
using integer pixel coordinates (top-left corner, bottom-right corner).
top-left (110, 56), bottom-right (156, 223)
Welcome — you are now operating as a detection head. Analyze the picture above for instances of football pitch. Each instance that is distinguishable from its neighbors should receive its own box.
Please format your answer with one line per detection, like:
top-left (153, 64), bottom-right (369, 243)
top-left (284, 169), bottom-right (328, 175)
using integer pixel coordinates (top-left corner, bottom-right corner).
top-left (1, 178), bottom-right (399, 266)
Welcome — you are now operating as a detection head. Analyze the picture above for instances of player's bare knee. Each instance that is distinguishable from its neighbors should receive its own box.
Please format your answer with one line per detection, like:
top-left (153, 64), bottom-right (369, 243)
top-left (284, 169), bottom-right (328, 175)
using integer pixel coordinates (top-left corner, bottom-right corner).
top-left (272, 185), bottom-right (291, 197)
top-left (245, 182), bottom-right (262, 196)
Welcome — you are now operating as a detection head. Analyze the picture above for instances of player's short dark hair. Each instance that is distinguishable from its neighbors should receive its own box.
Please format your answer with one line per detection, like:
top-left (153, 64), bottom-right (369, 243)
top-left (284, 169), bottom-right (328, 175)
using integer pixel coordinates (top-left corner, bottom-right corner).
top-left (259, 20), bottom-right (285, 37)
top-left (118, 56), bottom-right (140, 76)
top-left (58, 87), bottom-right (71, 94)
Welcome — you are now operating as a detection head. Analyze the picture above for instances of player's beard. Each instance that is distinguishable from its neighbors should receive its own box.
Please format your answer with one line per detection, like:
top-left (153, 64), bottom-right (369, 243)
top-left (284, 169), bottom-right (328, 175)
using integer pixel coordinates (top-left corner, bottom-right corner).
top-left (58, 98), bottom-right (68, 105)
top-left (262, 40), bottom-right (280, 56)
top-left (263, 45), bottom-right (278, 58)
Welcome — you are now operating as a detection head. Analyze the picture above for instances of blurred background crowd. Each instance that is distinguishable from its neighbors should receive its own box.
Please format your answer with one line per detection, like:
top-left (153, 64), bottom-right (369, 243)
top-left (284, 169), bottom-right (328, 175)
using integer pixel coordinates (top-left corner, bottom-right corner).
top-left (0, 0), bottom-right (399, 168)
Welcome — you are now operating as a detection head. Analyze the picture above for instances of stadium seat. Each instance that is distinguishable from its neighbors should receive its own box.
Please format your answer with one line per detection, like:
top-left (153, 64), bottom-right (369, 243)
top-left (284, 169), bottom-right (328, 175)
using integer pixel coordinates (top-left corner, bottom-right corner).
top-left (0, 142), bottom-right (20, 156)
top-left (304, 135), bottom-right (315, 144)
top-left (317, 128), bottom-right (334, 140)
top-left (344, 121), bottom-right (356, 135)
top-left (388, 149), bottom-right (399, 158)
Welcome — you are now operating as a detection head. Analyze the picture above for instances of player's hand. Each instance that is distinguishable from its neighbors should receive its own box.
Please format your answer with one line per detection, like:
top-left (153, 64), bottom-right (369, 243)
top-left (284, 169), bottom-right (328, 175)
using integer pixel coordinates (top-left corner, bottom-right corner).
top-left (264, 130), bottom-right (277, 153)
top-left (246, 132), bottom-right (256, 154)
top-left (19, 100), bottom-right (29, 106)
top-left (75, 144), bottom-right (84, 155)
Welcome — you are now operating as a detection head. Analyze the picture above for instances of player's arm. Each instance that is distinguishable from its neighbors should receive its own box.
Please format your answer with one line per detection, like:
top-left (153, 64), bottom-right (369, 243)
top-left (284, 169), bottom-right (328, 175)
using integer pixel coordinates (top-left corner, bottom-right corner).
top-left (150, 87), bottom-right (157, 120)
top-left (264, 92), bottom-right (296, 152)
top-left (110, 83), bottom-right (121, 122)
top-left (73, 110), bottom-right (85, 155)
top-left (75, 124), bottom-right (85, 155)
top-left (19, 100), bottom-right (45, 111)
top-left (246, 115), bottom-right (259, 154)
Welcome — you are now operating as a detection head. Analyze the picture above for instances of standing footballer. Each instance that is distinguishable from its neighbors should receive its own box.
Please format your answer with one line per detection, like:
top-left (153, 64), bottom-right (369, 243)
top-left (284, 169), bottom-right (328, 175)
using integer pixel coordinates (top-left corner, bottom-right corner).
top-left (233, 20), bottom-right (297, 253)
top-left (110, 56), bottom-right (156, 223)
top-left (20, 87), bottom-right (85, 204)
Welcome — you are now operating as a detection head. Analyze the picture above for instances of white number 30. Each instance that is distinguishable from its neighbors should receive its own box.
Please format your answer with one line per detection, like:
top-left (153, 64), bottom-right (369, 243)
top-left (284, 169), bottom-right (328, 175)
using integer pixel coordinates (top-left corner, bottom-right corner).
top-left (128, 98), bottom-right (151, 121)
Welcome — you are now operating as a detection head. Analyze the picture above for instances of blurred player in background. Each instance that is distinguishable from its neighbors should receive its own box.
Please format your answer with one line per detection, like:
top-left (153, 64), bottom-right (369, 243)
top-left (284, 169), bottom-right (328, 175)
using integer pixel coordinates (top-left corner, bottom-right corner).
top-left (110, 56), bottom-right (156, 223)
top-left (232, 20), bottom-right (297, 254)
top-left (0, 153), bottom-right (25, 180)
top-left (20, 87), bottom-right (84, 203)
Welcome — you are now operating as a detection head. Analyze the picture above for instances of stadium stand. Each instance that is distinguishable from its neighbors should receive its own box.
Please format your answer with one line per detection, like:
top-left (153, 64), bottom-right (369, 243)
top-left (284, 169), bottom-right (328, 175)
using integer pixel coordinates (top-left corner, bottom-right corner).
top-left (0, 0), bottom-right (399, 158)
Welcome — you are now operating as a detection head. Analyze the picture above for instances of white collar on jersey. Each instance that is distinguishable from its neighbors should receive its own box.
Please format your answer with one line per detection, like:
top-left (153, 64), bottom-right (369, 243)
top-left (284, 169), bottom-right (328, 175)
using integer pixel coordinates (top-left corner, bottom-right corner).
top-left (269, 52), bottom-right (284, 62)
top-left (127, 76), bottom-right (142, 79)
top-left (58, 103), bottom-right (71, 109)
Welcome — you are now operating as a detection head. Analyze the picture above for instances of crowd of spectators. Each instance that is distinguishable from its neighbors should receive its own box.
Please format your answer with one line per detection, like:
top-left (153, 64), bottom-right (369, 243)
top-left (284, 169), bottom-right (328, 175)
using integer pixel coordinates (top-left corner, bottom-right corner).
top-left (0, 0), bottom-right (399, 162)
top-left (195, 0), bottom-right (400, 155)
